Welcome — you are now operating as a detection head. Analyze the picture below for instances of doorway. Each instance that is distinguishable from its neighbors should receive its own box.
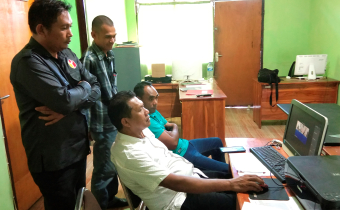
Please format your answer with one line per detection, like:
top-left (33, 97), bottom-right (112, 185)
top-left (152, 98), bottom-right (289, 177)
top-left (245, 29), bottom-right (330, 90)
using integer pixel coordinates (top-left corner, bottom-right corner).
top-left (214, 0), bottom-right (263, 106)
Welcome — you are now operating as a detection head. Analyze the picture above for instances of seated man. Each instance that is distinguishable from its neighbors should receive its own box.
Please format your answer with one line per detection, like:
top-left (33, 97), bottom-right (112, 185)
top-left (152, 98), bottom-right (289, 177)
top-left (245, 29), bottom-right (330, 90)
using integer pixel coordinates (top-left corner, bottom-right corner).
top-left (108, 91), bottom-right (264, 210)
top-left (134, 81), bottom-right (229, 174)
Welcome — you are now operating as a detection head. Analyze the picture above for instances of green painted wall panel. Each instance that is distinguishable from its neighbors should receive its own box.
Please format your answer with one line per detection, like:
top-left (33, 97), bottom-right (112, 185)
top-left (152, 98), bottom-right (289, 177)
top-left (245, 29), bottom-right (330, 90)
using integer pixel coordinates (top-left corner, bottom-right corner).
top-left (310, 0), bottom-right (340, 104)
top-left (263, 0), bottom-right (311, 76)
top-left (67, 0), bottom-right (82, 58)
top-left (125, 0), bottom-right (138, 42)
top-left (0, 117), bottom-right (15, 210)
top-left (264, 0), bottom-right (340, 104)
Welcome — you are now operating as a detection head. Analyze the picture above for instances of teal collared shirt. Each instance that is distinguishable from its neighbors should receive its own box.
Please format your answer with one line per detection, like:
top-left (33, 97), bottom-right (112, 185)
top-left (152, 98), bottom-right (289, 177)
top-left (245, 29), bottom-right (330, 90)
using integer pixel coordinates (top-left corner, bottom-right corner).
top-left (149, 110), bottom-right (189, 156)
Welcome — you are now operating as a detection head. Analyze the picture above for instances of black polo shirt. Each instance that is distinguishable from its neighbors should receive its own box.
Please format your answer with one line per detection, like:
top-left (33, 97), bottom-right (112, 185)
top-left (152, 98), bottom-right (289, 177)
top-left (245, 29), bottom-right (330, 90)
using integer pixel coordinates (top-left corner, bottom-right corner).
top-left (10, 37), bottom-right (101, 173)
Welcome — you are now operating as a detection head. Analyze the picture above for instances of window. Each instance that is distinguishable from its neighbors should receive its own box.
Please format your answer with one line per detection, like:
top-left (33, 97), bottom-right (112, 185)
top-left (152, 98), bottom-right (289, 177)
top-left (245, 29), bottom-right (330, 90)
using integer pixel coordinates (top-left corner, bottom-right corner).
top-left (137, 1), bottom-right (213, 80)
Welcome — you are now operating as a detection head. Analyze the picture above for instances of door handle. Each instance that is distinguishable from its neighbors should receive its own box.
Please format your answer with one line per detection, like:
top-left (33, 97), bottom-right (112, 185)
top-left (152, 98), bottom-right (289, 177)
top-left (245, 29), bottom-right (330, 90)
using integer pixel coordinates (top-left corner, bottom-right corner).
top-left (0, 95), bottom-right (10, 100)
top-left (215, 52), bottom-right (223, 62)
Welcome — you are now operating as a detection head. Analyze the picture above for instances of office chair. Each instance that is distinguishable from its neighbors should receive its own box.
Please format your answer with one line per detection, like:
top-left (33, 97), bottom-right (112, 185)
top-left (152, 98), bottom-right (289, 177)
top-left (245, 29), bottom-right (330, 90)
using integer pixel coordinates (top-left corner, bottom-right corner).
top-left (74, 187), bottom-right (101, 210)
top-left (120, 180), bottom-right (147, 210)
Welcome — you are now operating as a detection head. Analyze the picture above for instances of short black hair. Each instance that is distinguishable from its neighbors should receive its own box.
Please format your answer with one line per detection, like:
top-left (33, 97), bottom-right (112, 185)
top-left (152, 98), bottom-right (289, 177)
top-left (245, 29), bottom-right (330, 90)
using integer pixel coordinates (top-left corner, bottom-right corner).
top-left (133, 81), bottom-right (153, 98)
top-left (108, 91), bottom-right (136, 131)
top-left (92, 15), bottom-right (114, 32)
top-left (29, 0), bottom-right (72, 34)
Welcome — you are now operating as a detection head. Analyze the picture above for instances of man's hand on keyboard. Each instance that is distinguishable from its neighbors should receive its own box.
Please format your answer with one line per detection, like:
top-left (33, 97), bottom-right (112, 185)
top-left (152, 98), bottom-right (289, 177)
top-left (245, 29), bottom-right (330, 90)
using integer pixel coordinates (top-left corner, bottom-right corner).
top-left (229, 175), bottom-right (265, 193)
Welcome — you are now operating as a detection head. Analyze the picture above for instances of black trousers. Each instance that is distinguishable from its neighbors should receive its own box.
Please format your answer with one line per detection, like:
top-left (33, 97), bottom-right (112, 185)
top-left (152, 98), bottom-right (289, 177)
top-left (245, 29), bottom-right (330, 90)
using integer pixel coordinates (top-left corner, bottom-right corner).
top-left (180, 170), bottom-right (236, 210)
top-left (31, 158), bottom-right (86, 210)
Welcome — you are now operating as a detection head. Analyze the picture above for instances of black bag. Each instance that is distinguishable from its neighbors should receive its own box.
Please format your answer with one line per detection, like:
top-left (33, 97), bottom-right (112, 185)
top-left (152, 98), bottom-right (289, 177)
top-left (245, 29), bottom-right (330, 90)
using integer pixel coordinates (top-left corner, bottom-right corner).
top-left (258, 68), bottom-right (281, 107)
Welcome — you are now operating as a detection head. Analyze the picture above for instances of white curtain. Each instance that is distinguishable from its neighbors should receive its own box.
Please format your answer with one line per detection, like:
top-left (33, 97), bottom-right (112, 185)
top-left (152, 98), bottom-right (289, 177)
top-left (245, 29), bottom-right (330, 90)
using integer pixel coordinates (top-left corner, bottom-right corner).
top-left (138, 3), bottom-right (213, 80)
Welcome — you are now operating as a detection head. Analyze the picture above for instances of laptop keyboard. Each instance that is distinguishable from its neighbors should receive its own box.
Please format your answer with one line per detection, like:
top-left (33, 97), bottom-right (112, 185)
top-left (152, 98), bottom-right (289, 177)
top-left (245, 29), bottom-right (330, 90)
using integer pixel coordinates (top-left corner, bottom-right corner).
top-left (250, 146), bottom-right (287, 183)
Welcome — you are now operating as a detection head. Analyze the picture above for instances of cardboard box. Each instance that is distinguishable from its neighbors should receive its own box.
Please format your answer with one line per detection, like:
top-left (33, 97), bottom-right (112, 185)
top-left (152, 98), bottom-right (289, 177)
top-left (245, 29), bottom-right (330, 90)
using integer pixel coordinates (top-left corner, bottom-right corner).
top-left (151, 64), bottom-right (166, 78)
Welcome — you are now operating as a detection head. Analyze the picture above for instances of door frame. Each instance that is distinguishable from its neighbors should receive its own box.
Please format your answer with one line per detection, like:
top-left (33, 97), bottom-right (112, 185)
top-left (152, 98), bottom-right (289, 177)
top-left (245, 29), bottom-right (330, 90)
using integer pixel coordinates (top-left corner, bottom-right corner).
top-left (0, 98), bottom-right (17, 208)
top-left (260, 0), bottom-right (264, 70)
top-left (75, 0), bottom-right (88, 54)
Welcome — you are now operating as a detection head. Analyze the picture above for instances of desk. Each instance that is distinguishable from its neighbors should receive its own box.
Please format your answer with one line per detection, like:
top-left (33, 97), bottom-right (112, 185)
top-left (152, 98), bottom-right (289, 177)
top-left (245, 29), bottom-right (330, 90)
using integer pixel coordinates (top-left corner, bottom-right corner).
top-left (226, 138), bottom-right (340, 210)
top-left (152, 83), bottom-right (181, 118)
top-left (277, 103), bottom-right (340, 146)
top-left (152, 81), bottom-right (227, 146)
top-left (253, 78), bottom-right (340, 128)
top-left (179, 81), bottom-right (227, 146)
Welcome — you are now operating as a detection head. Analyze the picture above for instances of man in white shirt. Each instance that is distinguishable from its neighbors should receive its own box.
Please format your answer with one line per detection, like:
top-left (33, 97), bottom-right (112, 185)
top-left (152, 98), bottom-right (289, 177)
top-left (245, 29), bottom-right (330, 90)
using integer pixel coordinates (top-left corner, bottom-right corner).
top-left (108, 91), bottom-right (264, 210)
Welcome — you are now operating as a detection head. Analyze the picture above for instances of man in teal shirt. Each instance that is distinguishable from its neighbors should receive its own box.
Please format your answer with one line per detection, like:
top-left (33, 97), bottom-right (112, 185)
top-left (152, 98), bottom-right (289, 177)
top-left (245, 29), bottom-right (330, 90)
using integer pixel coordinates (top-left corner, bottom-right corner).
top-left (134, 82), bottom-right (229, 175)
top-left (149, 110), bottom-right (189, 156)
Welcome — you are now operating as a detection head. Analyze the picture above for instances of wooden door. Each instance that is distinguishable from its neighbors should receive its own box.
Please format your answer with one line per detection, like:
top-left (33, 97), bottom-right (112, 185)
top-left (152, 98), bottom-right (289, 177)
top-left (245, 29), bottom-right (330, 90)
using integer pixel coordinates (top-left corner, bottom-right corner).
top-left (0, 1), bottom-right (42, 209)
top-left (214, 0), bottom-right (262, 106)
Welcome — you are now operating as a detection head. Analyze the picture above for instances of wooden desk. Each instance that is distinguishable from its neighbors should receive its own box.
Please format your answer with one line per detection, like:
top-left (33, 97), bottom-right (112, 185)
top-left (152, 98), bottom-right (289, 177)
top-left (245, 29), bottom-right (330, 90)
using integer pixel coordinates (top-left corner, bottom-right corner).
top-left (226, 138), bottom-right (340, 210)
top-left (179, 81), bottom-right (227, 146)
top-left (226, 138), bottom-right (295, 210)
top-left (253, 78), bottom-right (340, 128)
top-left (153, 83), bottom-right (181, 118)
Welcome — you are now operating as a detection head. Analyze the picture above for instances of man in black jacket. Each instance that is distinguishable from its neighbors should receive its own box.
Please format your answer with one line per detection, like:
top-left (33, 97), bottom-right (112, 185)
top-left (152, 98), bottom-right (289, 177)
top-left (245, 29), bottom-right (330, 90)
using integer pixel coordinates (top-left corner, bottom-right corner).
top-left (10, 1), bottom-right (100, 209)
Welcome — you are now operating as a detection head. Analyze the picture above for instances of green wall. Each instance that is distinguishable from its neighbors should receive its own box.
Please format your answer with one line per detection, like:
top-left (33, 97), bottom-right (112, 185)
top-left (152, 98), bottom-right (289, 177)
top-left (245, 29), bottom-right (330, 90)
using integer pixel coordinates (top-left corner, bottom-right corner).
top-left (67, 0), bottom-right (82, 58)
top-left (0, 117), bottom-right (15, 210)
top-left (263, 0), bottom-right (312, 76)
top-left (125, 0), bottom-right (138, 42)
top-left (264, 0), bottom-right (340, 104)
top-left (310, 0), bottom-right (340, 103)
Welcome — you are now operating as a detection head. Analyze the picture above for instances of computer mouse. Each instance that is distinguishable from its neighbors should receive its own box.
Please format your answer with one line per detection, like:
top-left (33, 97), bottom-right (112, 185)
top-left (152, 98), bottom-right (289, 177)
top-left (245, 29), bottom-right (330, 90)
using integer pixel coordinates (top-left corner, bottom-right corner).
top-left (260, 183), bottom-right (269, 192)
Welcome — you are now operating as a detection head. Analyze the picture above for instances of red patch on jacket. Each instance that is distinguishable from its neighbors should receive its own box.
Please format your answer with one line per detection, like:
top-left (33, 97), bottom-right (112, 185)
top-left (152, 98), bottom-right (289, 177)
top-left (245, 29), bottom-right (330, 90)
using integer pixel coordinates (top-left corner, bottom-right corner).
top-left (68, 59), bottom-right (77, 69)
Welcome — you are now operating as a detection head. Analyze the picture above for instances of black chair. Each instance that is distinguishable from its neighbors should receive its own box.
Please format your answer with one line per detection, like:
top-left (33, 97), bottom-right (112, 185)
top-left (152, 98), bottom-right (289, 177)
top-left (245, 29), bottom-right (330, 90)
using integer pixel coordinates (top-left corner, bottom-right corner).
top-left (120, 180), bottom-right (147, 210)
top-left (74, 187), bottom-right (101, 210)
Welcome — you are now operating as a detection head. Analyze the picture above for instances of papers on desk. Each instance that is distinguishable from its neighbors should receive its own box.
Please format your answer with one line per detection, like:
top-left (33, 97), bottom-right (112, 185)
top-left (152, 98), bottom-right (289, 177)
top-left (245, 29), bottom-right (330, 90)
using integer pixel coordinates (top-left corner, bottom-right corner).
top-left (186, 90), bottom-right (213, 95)
top-left (180, 87), bottom-right (202, 92)
top-left (185, 84), bottom-right (210, 89)
top-left (180, 82), bottom-right (202, 86)
top-left (242, 197), bottom-right (304, 210)
top-left (230, 153), bottom-right (270, 176)
top-left (180, 84), bottom-right (211, 92)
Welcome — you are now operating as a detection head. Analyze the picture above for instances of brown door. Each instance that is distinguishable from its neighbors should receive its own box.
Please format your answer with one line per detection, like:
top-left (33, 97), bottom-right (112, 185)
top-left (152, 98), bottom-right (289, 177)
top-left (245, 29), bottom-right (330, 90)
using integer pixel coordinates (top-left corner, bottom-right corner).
top-left (214, 0), bottom-right (262, 106)
top-left (0, 1), bottom-right (42, 209)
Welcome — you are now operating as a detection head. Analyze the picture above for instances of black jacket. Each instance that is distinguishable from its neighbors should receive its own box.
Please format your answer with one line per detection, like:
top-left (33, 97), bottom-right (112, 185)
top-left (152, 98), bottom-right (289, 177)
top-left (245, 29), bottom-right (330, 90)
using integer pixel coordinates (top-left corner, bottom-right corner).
top-left (10, 37), bottom-right (101, 173)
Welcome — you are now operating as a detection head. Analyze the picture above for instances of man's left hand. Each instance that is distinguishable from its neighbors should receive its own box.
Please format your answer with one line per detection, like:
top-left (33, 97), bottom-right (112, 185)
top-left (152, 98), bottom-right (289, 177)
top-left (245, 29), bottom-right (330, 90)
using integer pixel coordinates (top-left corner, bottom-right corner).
top-left (165, 123), bottom-right (175, 131)
top-left (35, 106), bottom-right (65, 126)
top-left (165, 125), bottom-right (173, 131)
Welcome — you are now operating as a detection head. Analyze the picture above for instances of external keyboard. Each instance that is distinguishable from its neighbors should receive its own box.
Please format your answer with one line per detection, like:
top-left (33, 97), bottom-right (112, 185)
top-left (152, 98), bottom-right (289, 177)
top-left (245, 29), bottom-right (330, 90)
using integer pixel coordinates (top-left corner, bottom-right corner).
top-left (250, 146), bottom-right (287, 182)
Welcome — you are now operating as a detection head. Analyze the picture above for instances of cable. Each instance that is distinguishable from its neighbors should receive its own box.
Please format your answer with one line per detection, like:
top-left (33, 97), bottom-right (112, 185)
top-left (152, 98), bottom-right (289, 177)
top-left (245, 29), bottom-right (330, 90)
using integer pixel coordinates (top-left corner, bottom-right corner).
top-left (263, 141), bottom-right (272, 146)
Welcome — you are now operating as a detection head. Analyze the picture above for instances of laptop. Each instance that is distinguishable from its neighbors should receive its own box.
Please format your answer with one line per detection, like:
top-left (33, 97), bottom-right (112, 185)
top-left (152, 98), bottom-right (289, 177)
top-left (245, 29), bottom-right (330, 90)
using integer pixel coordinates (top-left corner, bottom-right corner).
top-left (250, 99), bottom-right (328, 182)
top-left (282, 99), bottom-right (328, 157)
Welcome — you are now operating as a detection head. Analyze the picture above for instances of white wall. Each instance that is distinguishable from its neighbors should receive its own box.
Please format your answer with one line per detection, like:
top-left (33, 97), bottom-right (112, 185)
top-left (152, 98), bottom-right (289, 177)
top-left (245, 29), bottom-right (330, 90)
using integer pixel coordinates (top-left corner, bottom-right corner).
top-left (84, 0), bottom-right (128, 46)
top-left (0, 116), bottom-right (15, 210)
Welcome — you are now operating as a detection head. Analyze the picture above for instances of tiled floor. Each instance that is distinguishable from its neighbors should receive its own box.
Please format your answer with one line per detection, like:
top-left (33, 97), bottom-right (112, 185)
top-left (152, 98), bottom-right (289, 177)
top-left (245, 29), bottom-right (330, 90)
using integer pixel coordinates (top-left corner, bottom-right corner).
top-left (28, 108), bottom-right (286, 210)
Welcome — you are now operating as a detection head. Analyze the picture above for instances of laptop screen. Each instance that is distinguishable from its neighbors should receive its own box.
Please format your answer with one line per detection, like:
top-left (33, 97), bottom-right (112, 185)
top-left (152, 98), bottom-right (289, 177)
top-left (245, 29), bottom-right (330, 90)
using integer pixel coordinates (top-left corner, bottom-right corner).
top-left (282, 100), bottom-right (328, 156)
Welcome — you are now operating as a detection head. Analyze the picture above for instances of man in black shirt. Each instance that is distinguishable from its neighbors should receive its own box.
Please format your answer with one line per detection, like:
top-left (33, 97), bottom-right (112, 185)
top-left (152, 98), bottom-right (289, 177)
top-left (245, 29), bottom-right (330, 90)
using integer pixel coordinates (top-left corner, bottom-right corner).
top-left (10, 1), bottom-right (100, 209)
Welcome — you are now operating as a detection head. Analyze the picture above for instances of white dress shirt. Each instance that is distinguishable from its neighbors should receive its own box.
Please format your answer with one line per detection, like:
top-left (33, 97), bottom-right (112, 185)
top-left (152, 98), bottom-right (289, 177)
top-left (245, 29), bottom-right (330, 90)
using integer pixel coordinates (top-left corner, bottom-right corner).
top-left (111, 128), bottom-right (205, 210)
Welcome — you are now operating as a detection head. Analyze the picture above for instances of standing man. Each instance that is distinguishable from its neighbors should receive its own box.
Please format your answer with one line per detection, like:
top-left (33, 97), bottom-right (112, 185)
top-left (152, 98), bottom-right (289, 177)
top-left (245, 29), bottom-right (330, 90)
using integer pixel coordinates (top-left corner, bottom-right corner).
top-left (10, 1), bottom-right (100, 210)
top-left (82, 15), bottom-right (127, 209)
